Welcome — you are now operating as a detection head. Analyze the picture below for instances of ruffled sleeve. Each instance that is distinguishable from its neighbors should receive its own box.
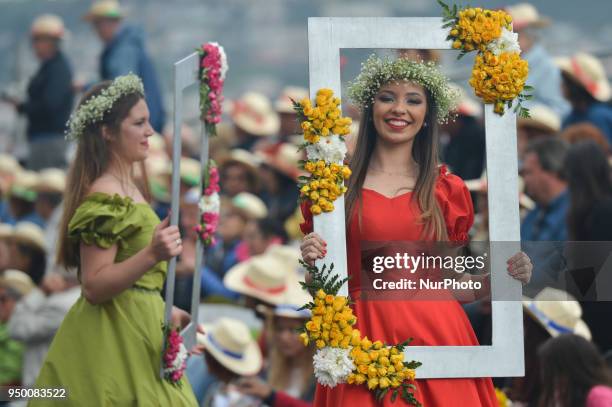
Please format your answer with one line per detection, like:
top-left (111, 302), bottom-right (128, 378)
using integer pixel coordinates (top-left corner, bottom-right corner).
top-left (435, 165), bottom-right (474, 243)
top-left (299, 201), bottom-right (313, 235)
top-left (68, 193), bottom-right (142, 249)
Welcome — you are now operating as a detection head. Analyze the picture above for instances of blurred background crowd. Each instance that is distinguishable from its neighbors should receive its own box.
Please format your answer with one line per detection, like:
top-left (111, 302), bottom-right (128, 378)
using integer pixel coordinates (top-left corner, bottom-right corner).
top-left (1, 1), bottom-right (612, 406)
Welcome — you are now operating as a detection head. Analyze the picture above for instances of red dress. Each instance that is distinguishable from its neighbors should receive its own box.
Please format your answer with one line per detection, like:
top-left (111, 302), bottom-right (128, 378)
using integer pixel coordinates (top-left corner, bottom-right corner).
top-left (301, 167), bottom-right (497, 407)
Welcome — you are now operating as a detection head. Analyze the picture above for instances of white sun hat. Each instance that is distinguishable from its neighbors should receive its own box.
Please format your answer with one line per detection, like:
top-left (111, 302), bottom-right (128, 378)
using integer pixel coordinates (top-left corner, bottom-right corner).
top-left (230, 92), bottom-right (280, 137)
top-left (274, 281), bottom-right (312, 319)
top-left (523, 287), bottom-right (591, 340)
top-left (518, 104), bottom-right (561, 134)
top-left (0, 269), bottom-right (35, 297)
top-left (223, 253), bottom-right (292, 305)
top-left (31, 14), bottom-right (67, 39)
top-left (275, 86), bottom-right (309, 113)
top-left (505, 3), bottom-right (551, 31)
top-left (556, 53), bottom-right (611, 103)
top-left (231, 192), bottom-right (268, 220)
top-left (12, 221), bottom-right (47, 253)
top-left (196, 317), bottom-right (263, 376)
top-left (35, 168), bottom-right (66, 194)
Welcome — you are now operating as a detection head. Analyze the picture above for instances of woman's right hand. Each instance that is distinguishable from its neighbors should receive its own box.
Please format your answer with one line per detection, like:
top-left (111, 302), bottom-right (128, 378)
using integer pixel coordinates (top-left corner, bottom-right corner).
top-left (300, 232), bottom-right (327, 266)
top-left (150, 215), bottom-right (183, 262)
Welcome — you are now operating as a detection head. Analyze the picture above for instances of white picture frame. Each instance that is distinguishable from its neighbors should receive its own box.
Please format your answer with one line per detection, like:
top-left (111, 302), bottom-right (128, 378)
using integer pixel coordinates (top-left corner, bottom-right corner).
top-left (308, 17), bottom-right (524, 378)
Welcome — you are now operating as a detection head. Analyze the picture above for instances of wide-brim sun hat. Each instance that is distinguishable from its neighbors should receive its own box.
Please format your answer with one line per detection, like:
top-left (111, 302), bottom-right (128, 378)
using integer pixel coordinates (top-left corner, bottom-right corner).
top-left (223, 253), bottom-right (292, 305)
top-left (0, 269), bottom-right (35, 297)
top-left (522, 287), bottom-right (591, 340)
top-left (275, 86), bottom-right (309, 113)
top-left (274, 280), bottom-right (312, 319)
top-left (230, 92), bottom-right (280, 137)
top-left (196, 317), bottom-right (262, 376)
top-left (31, 14), bottom-right (67, 40)
top-left (230, 192), bottom-right (268, 220)
top-left (34, 168), bottom-right (66, 194)
top-left (83, 0), bottom-right (124, 21)
top-left (10, 170), bottom-right (39, 202)
top-left (0, 154), bottom-right (21, 175)
top-left (256, 143), bottom-right (303, 181)
top-left (505, 3), bottom-right (551, 31)
top-left (12, 221), bottom-right (47, 253)
top-left (518, 104), bottom-right (561, 134)
top-left (556, 53), bottom-right (611, 102)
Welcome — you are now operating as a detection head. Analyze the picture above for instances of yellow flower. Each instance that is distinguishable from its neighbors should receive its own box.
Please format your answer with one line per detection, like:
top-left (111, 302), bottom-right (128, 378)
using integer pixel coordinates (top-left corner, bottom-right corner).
top-left (361, 337), bottom-right (373, 351)
top-left (355, 374), bottom-right (366, 385)
top-left (300, 332), bottom-right (309, 346)
top-left (373, 341), bottom-right (383, 350)
top-left (379, 377), bottom-right (390, 389)
top-left (310, 204), bottom-right (322, 215)
top-left (367, 377), bottom-right (379, 390)
top-left (316, 340), bottom-right (325, 349)
top-left (379, 356), bottom-right (390, 366)
top-left (367, 365), bottom-right (379, 379)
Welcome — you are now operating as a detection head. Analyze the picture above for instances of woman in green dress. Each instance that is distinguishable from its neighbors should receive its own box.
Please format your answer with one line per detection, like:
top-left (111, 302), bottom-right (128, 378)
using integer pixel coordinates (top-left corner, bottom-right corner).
top-left (30, 74), bottom-right (198, 406)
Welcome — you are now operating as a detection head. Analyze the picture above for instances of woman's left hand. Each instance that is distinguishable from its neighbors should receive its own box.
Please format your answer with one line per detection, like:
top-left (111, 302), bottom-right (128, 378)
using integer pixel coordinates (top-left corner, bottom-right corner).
top-left (236, 376), bottom-right (272, 399)
top-left (170, 306), bottom-right (191, 330)
top-left (507, 251), bottom-right (532, 284)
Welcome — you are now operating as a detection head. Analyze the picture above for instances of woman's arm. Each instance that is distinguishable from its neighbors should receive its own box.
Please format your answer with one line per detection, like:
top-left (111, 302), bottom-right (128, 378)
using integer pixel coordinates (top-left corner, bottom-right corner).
top-left (81, 216), bottom-right (181, 304)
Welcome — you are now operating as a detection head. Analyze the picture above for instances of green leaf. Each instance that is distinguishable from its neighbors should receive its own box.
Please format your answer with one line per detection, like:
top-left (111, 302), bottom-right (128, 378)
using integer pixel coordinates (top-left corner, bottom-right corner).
top-left (391, 389), bottom-right (398, 403)
top-left (523, 85), bottom-right (534, 91)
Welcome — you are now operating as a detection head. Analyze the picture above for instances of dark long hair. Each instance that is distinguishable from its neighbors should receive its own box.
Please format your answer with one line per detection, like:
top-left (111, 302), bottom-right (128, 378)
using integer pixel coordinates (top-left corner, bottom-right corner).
top-left (565, 141), bottom-right (612, 240)
top-left (57, 81), bottom-right (150, 269)
top-left (538, 334), bottom-right (612, 407)
top-left (345, 88), bottom-right (447, 240)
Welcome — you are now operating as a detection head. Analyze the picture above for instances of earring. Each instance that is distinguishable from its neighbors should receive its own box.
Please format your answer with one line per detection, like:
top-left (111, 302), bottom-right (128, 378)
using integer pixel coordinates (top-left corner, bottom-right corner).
top-left (423, 122), bottom-right (428, 128)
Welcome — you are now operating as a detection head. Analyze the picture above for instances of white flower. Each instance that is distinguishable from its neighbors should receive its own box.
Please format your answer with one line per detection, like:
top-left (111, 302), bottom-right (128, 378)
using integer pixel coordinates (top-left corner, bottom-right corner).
top-left (305, 134), bottom-right (347, 163)
top-left (313, 347), bottom-right (355, 388)
top-left (211, 42), bottom-right (229, 81)
top-left (487, 27), bottom-right (521, 56)
top-left (199, 192), bottom-right (220, 214)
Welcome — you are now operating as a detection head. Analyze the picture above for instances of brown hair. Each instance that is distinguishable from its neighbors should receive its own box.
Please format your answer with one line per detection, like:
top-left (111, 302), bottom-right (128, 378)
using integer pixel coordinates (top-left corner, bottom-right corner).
top-left (560, 122), bottom-right (610, 154)
top-left (538, 334), bottom-right (612, 407)
top-left (345, 88), bottom-right (448, 240)
top-left (266, 315), bottom-right (315, 397)
top-left (56, 81), bottom-right (149, 269)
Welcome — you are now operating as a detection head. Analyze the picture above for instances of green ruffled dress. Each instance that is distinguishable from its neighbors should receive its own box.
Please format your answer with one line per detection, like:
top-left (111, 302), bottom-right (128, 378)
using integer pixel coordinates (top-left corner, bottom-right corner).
top-left (30, 193), bottom-right (198, 406)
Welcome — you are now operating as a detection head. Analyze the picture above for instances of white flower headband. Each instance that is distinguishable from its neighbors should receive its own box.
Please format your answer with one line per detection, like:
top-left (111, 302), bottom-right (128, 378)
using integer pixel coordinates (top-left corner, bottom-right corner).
top-left (347, 55), bottom-right (460, 123)
top-left (66, 73), bottom-right (145, 141)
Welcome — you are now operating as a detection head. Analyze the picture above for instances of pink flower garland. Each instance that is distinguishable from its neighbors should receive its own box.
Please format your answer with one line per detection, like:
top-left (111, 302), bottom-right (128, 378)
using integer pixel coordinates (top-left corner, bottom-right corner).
top-left (198, 42), bottom-right (228, 136)
top-left (162, 324), bottom-right (188, 385)
top-left (194, 160), bottom-right (220, 247)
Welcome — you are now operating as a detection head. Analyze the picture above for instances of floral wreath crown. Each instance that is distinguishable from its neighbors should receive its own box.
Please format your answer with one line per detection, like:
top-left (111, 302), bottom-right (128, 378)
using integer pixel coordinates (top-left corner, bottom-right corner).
top-left (347, 55), bottom-right (459, 124)
top-left (66, 73), bottom-right (145, 141)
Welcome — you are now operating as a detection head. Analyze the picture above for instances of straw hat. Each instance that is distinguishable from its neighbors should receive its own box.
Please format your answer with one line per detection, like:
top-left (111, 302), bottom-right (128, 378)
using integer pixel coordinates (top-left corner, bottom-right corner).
top-left (264, 245), bottom-right (301, 271)
top-left (231, 192), bottom-right (268, 220)
top-left (256, 143), bottom-right (303, 180)
top-left (556, 53), bottom-right (611, 102)
top-left (0, 154), bottom-right (21, 175)
top-left (230, 92), bottom-right (280, 137)
top-left (30, 14), bottom-right (66, 39)
top-left (0, 269), bottom-right (35, 297)
top-left (0, 223), bottom-right (13, 239)
top-left (523, 287), bottom-right (591, 340)
top-left (10, 171), bottom-right (39, 202)
top-left (449, 84), bottom-right (482, 118)
top-left (34, 168), bottom-right (66, 194)
top-left (219, 149), bottom-right (261, 173)
top-left (180, 157), bottom-right (201, 187)
top-left (505, 3), bottom-right (551, 31)
top-left (518, 104), bottom-right (561, 134)
top-left (196, 317), bottom-right (262, 376)
top-left (224, 253), bottom-right (292, 304)
top-left (83, 0), bottom-right (124, 21)
top-left (13, 222), bottom-right (47, 253)
top-left (275, 86), bottom-right (309, 113)
top-left (274, 281), bottom-right (312, 319)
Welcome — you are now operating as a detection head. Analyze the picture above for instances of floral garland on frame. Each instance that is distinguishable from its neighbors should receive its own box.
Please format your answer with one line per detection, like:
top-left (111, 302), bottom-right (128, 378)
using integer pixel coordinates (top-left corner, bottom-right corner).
top-left (293, 88), bottom-right (353, 215)
top-left (198, 42), bottom-right (228, 136)
top-left (161, 323), bottom-right (189, 385)
top-left (438, 1), bottom-right (533, 117)
top-left (194, 159), bottom-right (220, 247)
top-left (299, 262), bottom-right (422, 405)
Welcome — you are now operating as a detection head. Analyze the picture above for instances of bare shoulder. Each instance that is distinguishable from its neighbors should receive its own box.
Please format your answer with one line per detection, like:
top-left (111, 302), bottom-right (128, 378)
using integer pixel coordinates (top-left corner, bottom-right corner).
top-left (87, 175), bottom-right (125, 197)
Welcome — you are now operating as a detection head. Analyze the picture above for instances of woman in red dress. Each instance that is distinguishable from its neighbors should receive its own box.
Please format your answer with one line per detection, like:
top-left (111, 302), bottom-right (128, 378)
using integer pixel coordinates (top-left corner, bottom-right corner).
top-left (300, 57), bottom-right (533, 406)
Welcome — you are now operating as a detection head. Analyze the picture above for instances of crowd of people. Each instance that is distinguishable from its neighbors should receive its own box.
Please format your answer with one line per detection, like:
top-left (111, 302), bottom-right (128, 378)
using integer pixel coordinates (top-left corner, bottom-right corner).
top-left (1, 1), bottom-right (612, 406)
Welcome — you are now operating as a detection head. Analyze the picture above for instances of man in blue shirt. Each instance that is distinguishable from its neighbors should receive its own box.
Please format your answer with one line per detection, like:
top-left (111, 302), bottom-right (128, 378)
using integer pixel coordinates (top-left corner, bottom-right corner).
top-left (84, 1), bottom-right (165, 132)
top-left (521, 138), bottom-right (570, 297)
